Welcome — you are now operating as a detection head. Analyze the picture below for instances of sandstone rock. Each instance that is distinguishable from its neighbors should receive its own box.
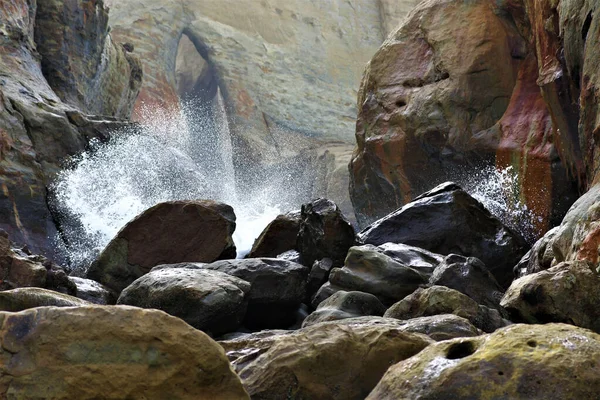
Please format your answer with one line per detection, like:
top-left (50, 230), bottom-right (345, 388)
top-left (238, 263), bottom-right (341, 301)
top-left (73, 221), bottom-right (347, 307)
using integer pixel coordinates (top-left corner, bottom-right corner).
top-left (302, 291), bottom-right (386, 328)
top-left (297, 198), bottom-right (356, 267)
top-left (501, 261), bottom-right (600, 332)
top-left (306, 258), bottom-right (335, 302)
top-left (0, 306), bottom-right (249, 399)
top-left (430, 254), bottom-right (505, 310)
top-left (350, 0), bottom-right (578, 234)
top-left (0, 287), bottom-right (89, 312)
top-left (358, 182), bottom-right (528, 288)
top-left (237, 319), bottom-right (432, 399)
top-left (326, 244), bottom-right (431, 305)
top-left (376, 314), bottom-right (482, 341)
top-left (69, 277), bottom-right (114, 305)
top-left (367, 324), bottom-right (600, 399)
top-left (117, 268), bottom-right (250, 336)
top-left (385, 286), bottom-right (509, 333)
top-left (87, 200), bottom-right (236, 294)
top-left (196, 258), bottom-right (309, 329)
top-left (247, 211), bottom-right (300, 258)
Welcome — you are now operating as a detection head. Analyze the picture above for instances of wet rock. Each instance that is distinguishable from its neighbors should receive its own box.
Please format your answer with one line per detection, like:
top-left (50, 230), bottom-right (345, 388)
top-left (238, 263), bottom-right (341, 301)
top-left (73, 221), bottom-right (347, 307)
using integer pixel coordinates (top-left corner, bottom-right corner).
top-left (0, 288), bottom-right (89, 312)
top-left (196, 258), bottom-right (309, 329)
top-left (326, 244), bottom-right (431, 305)
top-left (237, 319), bottom-right (432, 399)
top-left (367, 324), bottom-right (600, 399)
top-left (247, 211), bottom-right (300, 258)
top-left (87, 200), bottom-right (236, 294)
top-left (514, 227), bottom-right (559, 278)
top-left (117, 268), bottom-right (250, 336)
top-left (358, 182), bottom-right (528, 288)
top-left (385, 286), bottom-right (509, 333)
top-left (297, 198), bottom-right (356, 267)
top-left (311, 281), bottom-right (345, 309)
top-left (501, 261), bottom-right (600, 333)
top-left (430, 254), bottom-right (505, 310)
top-left (306, 258), bottom-right (335, 302)
top-left (69, 277), bottom-right (114, 305)
top-left (0, 306), bottom-right (249, 399)
top-left (302, 291), bottom-right (386, 328)
top-left (276, 250), bottom-right (302, 264)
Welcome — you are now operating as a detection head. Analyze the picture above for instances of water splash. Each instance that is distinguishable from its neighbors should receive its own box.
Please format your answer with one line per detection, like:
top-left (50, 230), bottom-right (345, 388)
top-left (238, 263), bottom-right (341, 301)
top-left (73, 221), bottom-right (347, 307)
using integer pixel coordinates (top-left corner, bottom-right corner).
top-left (461, 165), bottom-right (539, 243)
top-left (51, 94), bottom-right (301, 271)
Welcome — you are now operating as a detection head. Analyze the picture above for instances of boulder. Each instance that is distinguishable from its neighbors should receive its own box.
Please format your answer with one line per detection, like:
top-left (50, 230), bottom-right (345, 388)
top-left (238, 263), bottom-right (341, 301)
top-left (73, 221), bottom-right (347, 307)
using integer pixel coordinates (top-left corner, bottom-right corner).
top-left (358, 182), bottom-right (528, 288)
top-left (501, 261), bottom-right (600, 333)
top-left (367, 324), bottom-right (600, 399)
top-left (196, 258), bottom-right (309, 329)
top-left (0, 306), bottom-right (249, 399)
top-left (247, 211), bottom-right (300, 258)
top-left (306, 258), bottom-right (335, 303)
top-left (311, 281), bottom-right (345, 309)
top-left (237, 319), bottom-right (432, 399)
top-left (514, 227), bottom-right (559, 278)
top-left (326, 245), bottom-right (431, 305)
top-left (276, 250), bottom-right (302, 264)
top-left (302, 291), bottom-right (386, 328)
top-left (87, 200), bottom-right (236, 294)
top-left (385, 286), bottom-right (509, 333)
top-left (117, 268), bottom-right (250, 336)
top-left (69, 277), bottom-right (115, 305)
top-left (297, 198), bottom-right (356, 267)
top-left (430, 254), bottom-right (505, 310)
top-left (0, 288), bottom-right (89, 312)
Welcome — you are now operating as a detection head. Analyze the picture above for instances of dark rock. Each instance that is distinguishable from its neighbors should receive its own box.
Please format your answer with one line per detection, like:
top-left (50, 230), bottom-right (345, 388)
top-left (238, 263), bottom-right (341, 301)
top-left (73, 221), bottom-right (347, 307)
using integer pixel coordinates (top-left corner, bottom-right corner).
top-left (87, 200), bottom-right (236, 294)
top-left (69, 277), bottom-right (114, 305)
top-left (116, 268), bottom-right (250, 336)
top-left (385, 286), bottom-right (509, 333)
top-left (297, 198), bottom-right (356, 267)
top-left (306, 258), bottom-right (334, 302)
top-left (501, 261), bottom-right (600, 333)
top-left (358, 182), bottom-right (528, 288)
top-left (326, 244), bottom-right (431, 305)
top-left (195, 258), bottom-right (309, 329)
top-left (430, 254), bottom-right (505, 310)
top-left (367, 324), bottom-right (600, 399)
top-left (302, 291), bottom-right (386, 327)
top-left (311, 281), bottom-right (344, 308)
top-left (247, 211), bottom-right (300, 258)
top-left (0, 287), bottom-right (89, 312)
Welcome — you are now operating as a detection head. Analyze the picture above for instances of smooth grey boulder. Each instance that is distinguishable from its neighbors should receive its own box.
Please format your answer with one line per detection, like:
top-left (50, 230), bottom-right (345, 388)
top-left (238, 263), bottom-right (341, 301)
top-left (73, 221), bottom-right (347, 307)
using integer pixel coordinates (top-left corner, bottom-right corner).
top-left (302, 290), bottom-right (386, 328)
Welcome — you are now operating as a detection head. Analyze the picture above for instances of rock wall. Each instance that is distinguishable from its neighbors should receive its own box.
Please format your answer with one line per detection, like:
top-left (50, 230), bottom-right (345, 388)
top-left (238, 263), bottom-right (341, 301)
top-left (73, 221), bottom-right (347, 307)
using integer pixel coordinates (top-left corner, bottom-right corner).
top-left (103, 0), bottom-right (419, 219)
top-left (0, 0), bottom-right (141, 258)
top-left (349, 0), bottom-right (580, 233)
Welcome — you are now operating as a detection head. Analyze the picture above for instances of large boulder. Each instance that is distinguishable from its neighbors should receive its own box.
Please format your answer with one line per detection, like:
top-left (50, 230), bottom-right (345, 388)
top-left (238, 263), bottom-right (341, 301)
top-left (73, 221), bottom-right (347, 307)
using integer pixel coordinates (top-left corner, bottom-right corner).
top-left (302, 291), bottom-right (386, 328)
top-left (325, 244), bottom-right (432, 305)
top-left (430, 254), bottom-right (505, 310)
top-left (87, 200), bottom-right (236, 294)
top-left (247, 211), bottom-right (300, 258)
top-left (385, 286), bottom-right (509, 333)
top-left (367, 324), bottom-right (600, 399)
top-left (194, 258), bottom-right (309, 329)
top-left (349, 0), bottom-right (578, 234)
top-left (501, 261), bottom-right (600, 333)
top-left (117, 268), bottom-right (250, 336)
top-left (0, 306), bottom-right (249, 399)
top-left (236, 319), bottom-right (432, 399)
top-left (0, 287), bottom-right (89, 312)
top-left (297, 198), bottom-right (356, 267)
top-left (358, 182), bottom-right (528, 287)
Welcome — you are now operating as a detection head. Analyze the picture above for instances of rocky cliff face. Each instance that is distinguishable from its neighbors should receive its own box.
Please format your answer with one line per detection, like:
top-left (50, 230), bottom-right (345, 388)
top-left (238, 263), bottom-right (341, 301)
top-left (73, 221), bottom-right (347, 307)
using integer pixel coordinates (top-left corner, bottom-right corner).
top-left (103, 0), bottom-right (420, 218)
top-left (0, 0), bottom-right (141, 258)
top-left (349, 0), bottom-right (582, 232)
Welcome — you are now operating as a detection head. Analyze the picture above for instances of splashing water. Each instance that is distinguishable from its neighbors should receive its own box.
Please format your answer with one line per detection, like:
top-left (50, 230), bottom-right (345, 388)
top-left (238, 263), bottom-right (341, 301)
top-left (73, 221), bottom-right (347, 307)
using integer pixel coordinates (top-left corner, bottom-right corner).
top-left (51, 94), bottom-right (300, 271)
top-left (461, 165), bottom-right (539, 243)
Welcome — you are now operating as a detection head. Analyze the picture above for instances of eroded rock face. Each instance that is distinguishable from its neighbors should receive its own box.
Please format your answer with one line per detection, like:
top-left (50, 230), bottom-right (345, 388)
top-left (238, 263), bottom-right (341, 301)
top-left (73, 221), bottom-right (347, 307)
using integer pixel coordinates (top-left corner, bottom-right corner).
top-left (117, 268), bottom-right (250, 336)
top-left (87, 200), bottom-right (236, 294)
top-left (236, 319), bottom-right (432, 400)
top-left (349, 0), bottom-right (578, 232)
top-left (367, 324), bottom-right (600, 399)
top-left (0, 0), bottom-right (141, 259)
top-left (501, 261), bottom-right (600, 333)
top-left (0, 306), bottom-right (249, 399)
top-left (358, 183), bottom-right (528, 288)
